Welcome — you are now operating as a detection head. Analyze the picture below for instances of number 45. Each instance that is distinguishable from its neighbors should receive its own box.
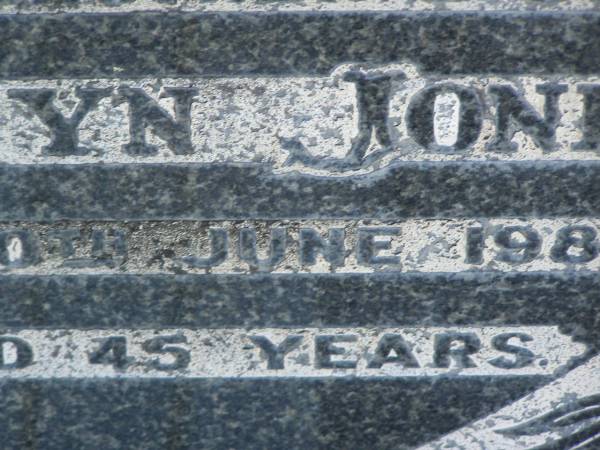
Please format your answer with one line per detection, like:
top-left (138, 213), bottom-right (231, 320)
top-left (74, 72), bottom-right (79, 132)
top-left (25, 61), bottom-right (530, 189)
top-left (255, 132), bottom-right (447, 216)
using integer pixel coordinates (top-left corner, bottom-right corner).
top-left (88, 334), bottom-right (191, 371)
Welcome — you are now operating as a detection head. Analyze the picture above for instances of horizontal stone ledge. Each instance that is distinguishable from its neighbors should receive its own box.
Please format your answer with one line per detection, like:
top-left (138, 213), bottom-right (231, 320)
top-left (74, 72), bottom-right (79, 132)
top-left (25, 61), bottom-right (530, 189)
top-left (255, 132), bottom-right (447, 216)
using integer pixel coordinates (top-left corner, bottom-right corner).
top-left (0, 0), bottom-right (594, 14)
top-left (2, 218), bottom-right (600, 274)
top-left (0, 377), bottom-right (545, 450)
top-left (0, 272), bottom-right (599, 339)
top-left (0, 12), bottom-right (599, 79)
top-left (1, 162), bottom-right (600, 220)
top-left (0, 326), bottom-right (579, 379)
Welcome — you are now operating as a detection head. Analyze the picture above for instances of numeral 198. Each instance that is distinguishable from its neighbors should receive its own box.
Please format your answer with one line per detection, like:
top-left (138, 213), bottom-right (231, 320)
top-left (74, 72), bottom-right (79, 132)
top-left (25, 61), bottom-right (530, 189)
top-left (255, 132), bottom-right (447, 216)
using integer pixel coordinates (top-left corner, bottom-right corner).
top-left (466, 225), bottom-right (599, 264)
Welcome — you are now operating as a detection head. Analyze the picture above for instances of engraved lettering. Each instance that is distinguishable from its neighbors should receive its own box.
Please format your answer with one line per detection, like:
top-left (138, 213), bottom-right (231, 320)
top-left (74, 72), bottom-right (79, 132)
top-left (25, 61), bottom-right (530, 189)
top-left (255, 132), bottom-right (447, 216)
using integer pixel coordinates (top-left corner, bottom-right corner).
top-left (282, 68), bottom-right (405, 169)
top-left (91, 229), bottom-right (127, 262)
top-left (486, 83), bottom-right (568, 152)
top-left (0, 230), bottom-right (40, 268)
top-left (356, 227), bottom-right (400, 266)
top-left (494, 225), bottom-right (541, 263)
top-left (343, 70), bottom-right (397, 164)
top-left (115, 86), bottom-right (198, 156)
top-left (0, 327), bottom-right (580, 378)
top-left (180, 228), bottom-right (228, 268)
top-left (0, 230), bottom-right (41, 268)
top-left (7, 87), bottom-right (111, 155)
top-left (141, 334), bottom-right (191, 371)
top-left (249, 335), bottom-right (303, 370)
top-left (551, 225), bottom-right (599, 263)
top-left (465, 226), bottom-right (485, 264)
top-left (488, 333), bottom-right (535, 369)
top-left (0, 336), bottom-right (33, 369)
top-left (434, 332), bottom-right (481, 368)
top-left (62, 228), bottom-right (128, 268)
top-left (367, 334), bottom-right (420, 369)
top-left (299, 228), bottom-right (345, 268)
top-left (239, 227), bottom-right (286, 271)
top-left (88, 336), bottom-right (129, 369)
top-left (47, 229), bottom-right (80, 259)
top-left (315, 335), bottom-right (358, 369)
top-left (572, 84), bottom-right (600, 151)
top-left (406, 82), bottom-right (483, 152)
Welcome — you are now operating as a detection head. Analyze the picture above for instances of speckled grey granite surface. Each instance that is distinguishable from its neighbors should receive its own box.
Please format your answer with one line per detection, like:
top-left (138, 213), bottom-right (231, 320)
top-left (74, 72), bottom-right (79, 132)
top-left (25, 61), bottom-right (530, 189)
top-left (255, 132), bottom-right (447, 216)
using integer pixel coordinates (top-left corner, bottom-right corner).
top-left (1, 12), bottom-right (600, 78)
top-left (0, 162), bottom-right (598, 220)
top-left (1, 4), bottom-right (600, 450)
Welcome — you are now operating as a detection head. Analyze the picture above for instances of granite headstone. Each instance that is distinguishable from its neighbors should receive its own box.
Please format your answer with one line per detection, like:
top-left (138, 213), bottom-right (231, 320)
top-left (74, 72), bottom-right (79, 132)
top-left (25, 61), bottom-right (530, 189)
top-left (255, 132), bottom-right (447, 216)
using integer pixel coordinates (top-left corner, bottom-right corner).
top-left (0, 1), bottom-right (599, 449)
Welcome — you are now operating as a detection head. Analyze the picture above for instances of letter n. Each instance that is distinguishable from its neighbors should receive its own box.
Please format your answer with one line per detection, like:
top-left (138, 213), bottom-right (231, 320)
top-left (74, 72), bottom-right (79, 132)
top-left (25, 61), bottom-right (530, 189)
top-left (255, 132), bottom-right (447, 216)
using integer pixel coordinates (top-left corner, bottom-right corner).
top-left (117, 87), bottom-right (198, 156)
top-left (486, 83), bottom-right (567, 152)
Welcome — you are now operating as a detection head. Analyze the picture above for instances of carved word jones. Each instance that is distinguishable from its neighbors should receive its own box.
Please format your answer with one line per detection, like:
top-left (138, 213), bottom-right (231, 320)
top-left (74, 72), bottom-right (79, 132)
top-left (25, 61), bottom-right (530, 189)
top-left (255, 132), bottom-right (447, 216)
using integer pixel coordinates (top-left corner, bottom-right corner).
top-left (4, 69), bottom-right (600, 169)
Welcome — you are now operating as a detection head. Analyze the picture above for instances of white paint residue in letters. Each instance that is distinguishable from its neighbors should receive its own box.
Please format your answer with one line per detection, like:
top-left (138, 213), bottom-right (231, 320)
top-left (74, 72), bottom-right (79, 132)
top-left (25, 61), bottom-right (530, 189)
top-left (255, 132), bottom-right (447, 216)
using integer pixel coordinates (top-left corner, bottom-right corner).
top-left (7, 236), bottom-right (22, 263)
top-left (2, 341), bottom-right (18, 365)
top-left (433, 92), bottom-right (460, 147)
